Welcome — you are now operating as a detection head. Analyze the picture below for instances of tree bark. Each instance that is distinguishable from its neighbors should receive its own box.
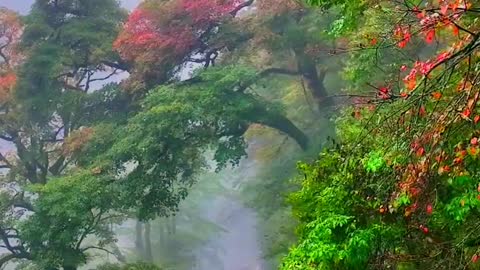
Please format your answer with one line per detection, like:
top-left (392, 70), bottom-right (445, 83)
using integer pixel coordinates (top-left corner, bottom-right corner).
top-left (248, 107), bottom-right (308, 150)
top-left (294, 49), bottom-right (330, 108)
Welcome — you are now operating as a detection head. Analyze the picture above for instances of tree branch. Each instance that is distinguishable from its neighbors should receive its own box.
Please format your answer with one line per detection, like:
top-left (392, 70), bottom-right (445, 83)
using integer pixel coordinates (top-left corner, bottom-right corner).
top-left (0, 135), bottom-right (14, 142)
top-left (230, 0), bottom-right (254, 16)
top-left (0, 253), bottom-right (17, 268)
top-left (101, 60), bottom-right (130, 72)
top-left (12, 194), bottom-right (35, 212)
top-left (88, 69), bottom-right (119, 83)
top-left (80, 246), bottom-right (116, 257)
top-left (258, 67), bottom-right (301, 78)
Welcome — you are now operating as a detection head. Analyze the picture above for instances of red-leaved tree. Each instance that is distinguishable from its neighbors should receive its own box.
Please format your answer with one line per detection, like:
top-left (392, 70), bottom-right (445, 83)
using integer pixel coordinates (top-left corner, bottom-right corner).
top-left (0, 8), bottom-right (22, 103)
top-left (114, 0), bottom-right (253, 90)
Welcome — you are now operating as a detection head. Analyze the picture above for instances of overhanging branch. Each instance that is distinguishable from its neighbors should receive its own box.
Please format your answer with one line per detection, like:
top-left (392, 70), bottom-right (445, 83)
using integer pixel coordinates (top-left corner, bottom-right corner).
top-left (258, 67), bottom-right (301, 78)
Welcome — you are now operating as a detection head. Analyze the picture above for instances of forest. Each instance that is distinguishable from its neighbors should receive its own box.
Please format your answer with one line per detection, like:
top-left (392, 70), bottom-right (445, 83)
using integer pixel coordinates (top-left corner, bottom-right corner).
top-left (0, 0), bottom-right (479, 269)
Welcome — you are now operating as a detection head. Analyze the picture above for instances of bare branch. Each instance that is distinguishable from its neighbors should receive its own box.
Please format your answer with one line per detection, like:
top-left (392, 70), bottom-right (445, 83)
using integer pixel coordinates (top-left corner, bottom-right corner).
top-left (230, 0), bottom-right (254, 17)
top-left (88, 69), bottom-right (119, 83)
top-left (101, 60), bottom-right (130, 71)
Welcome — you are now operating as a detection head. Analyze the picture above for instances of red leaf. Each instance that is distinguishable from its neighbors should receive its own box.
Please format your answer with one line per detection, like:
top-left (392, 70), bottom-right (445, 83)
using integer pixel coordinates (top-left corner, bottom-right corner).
top-left (461, 109), bottom-right (472, 119)
top-left (471, 137), bottom-right (478, 146)
top-left (475, 115), bottom-right (480, 124)
top-left (472, 254), bottom-right (479, 263)
top-left (440, 5), bottom-right (448, 15)
top-left (426, 204), bottom-right (433, 215)
top-left (454, 157), bottom-right (463, 165)
top-left (439, 165), bottom-right (451, 175)
top-left (425, 29), bottom-right (435, 44)
top-left (416, 147), bottom-right (425, 157)
top-left (452, 25), bottom-right (459, 36)
top-left (419, 106), bottom-right (427, 117)
top-left (431, 92), bottom-right (442, 100)
top-left (436, 52), bottom-right (451, 63)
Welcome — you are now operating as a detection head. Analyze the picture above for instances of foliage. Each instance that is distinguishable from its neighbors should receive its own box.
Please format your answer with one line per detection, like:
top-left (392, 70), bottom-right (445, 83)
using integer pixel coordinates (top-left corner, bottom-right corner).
top-left (284, 0), bottom-right (480, 269)
top-left (19, 170), bottom-right (120, 269)
top-left (0, 8), bottom-right (22, 103)
top-left (0, 0), bottom-right (130, 268)
top-left (281, 129), bottom-right (404, 269)
top-left (113, 0), bottom-right (252, 90)
top-left (104, 65), bottom-right (308, 219)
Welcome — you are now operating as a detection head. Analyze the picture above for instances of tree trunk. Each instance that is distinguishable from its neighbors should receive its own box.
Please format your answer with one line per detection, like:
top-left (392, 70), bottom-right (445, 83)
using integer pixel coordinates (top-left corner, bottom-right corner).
top-left (294, 49), bottom-right (330, 109)
top-left (159, 219), bottom-right (166, 249)
top-left (135, 220), bottom-right (144, 253)
top-left (144, 222), bottom-right (153, 262)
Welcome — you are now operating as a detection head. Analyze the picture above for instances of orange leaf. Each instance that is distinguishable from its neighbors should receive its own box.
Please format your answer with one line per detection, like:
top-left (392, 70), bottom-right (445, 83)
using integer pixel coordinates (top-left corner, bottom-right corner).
top-left (461, 108), bottom-right (472, 120)
top-left (452, 25), bottom-right (459, 36)
top-left (431, 92), bottom-right (442, 100)
top-left (405, 78), bottom-right (416, 91)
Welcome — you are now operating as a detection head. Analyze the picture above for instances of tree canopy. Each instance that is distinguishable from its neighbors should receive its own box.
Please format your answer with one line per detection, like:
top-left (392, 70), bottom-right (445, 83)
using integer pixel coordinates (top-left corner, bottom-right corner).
top-left (282, 0), bottom-right (480, 269)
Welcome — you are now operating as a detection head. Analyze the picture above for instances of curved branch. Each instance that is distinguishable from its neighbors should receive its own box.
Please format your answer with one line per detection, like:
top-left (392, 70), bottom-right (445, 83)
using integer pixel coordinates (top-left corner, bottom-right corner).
top-left (0, 253), bottom-right (17, 267)
top-left (246, 108), bottom-right (308, 149)
top-left (258, 68), bottom-right (301, 78)
top-left (230, 0), bottom-right (254, 16)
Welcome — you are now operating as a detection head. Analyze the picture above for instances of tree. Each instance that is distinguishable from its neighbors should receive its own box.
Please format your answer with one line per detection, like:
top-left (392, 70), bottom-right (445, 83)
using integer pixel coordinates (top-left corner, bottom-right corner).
top-left (283, 0), bottom-right (480, 269)
top-left (113, 0), bottom-right (310, 148)
top-left (0, 0), bottom-right (130, 268)
top-left (113, 0), bottom-right (254, 90)
top-left (100, 66), bottom-right (308, 221)
top-left (244, 0), bottom-right (337, 109)
top-left (0, 8), bottom-right (22, 103)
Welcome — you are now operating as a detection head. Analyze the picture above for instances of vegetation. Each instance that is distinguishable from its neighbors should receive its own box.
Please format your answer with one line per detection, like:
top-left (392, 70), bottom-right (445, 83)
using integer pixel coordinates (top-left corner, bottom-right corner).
top-left (282, 0), bottom-right (480, 269)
